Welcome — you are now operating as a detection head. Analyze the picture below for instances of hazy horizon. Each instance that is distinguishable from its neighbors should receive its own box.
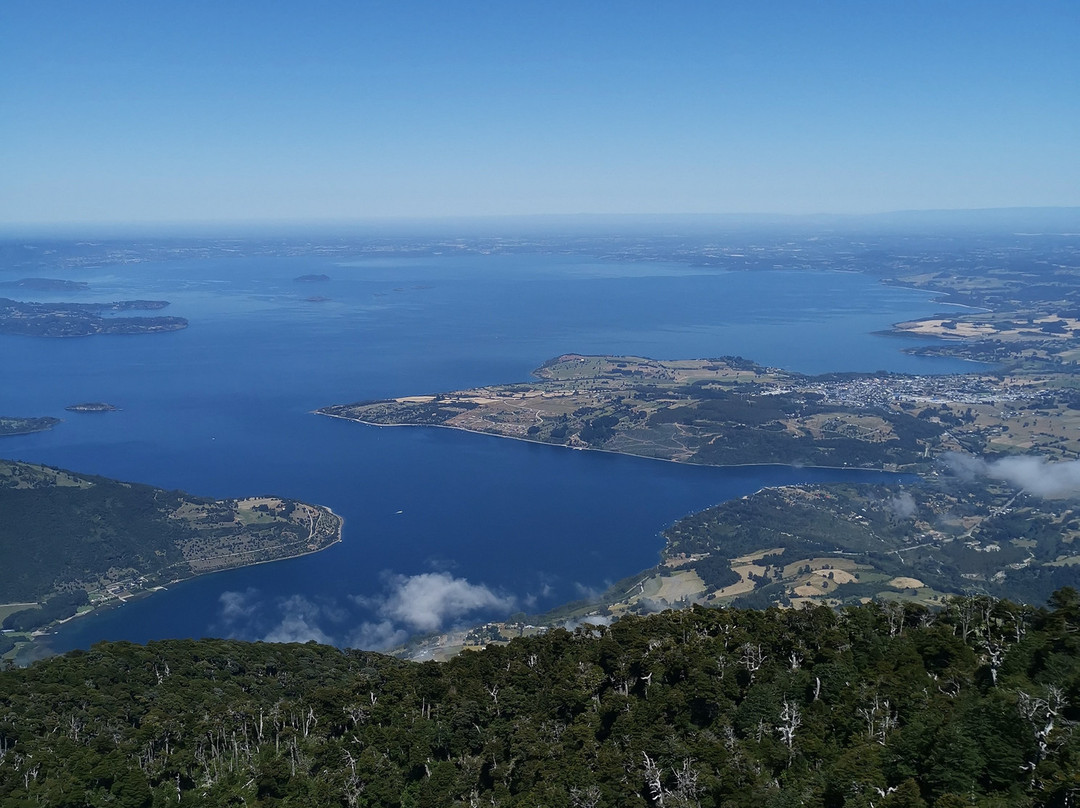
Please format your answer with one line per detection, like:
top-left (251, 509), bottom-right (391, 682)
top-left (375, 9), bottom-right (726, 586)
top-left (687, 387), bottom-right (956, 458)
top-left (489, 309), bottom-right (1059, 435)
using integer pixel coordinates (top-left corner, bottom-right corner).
top-left (4, 206), bottom-right (1080, 241)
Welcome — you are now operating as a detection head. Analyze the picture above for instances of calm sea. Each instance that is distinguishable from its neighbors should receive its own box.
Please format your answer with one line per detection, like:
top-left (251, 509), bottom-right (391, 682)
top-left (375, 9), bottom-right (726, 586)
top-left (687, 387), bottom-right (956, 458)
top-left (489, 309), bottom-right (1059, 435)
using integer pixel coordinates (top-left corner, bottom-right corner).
top-left (0, 251), bottom-right (975, 652)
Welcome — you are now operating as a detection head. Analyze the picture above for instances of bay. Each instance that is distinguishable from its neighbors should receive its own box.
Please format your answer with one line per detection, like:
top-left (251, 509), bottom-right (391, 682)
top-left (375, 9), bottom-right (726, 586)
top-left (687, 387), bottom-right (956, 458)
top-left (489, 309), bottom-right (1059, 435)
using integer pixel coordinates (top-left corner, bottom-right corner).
top-left (0, 250), bottom-right (974, 651)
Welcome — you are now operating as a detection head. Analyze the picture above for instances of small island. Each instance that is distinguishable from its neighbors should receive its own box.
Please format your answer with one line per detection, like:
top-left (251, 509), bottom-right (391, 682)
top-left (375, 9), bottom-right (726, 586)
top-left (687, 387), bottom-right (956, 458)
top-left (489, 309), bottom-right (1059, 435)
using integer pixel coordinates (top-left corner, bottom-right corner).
top-left (0, 297), bottom-right (187, 337)
top-left (294, 273), bottom-right (331, 282)
top-left (65, 402), bottom-right (119, 413)
top-left (0, 416), bottom-right (61, 436)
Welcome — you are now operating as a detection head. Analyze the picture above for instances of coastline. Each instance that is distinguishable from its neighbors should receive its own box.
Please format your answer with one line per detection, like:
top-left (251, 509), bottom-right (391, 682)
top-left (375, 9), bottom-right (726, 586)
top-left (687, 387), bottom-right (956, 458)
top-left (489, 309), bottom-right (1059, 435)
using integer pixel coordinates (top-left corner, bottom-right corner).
top-left (18, 507), bottom-right (344, 655)
top-left (315, 409), bottom-right (916, 474)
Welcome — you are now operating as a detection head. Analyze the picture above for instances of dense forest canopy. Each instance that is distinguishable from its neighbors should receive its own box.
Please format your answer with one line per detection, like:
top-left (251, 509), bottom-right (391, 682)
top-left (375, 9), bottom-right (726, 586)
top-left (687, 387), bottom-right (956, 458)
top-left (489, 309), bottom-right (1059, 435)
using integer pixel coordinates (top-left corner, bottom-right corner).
top-left (1, 593), bottom-right (1078, 806)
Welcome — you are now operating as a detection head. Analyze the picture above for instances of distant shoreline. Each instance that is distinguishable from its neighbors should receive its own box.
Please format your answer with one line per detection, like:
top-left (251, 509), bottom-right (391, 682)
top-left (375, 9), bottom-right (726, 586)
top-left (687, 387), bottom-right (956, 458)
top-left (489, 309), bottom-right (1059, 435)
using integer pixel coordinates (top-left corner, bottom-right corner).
top-left (315, 410), bottom-right (909, 474)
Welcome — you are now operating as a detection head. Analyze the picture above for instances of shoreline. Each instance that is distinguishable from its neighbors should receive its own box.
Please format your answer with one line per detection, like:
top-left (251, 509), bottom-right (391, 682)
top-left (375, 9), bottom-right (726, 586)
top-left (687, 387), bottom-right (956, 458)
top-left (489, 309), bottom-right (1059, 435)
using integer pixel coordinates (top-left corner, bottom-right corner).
top-left (159, 506), bottom-right (345, 586)
top-left (24, 507), bottom-right (344, 646)
top-left (315, 409), bottom-right (919, 474)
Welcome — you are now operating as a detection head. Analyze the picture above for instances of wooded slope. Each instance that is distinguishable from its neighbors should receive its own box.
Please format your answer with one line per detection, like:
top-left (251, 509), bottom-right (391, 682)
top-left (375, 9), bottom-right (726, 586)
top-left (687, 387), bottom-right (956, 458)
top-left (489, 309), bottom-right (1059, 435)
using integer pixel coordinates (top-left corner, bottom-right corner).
top-left (0, 459), bottom-right (341, 609)
top-left (1, 594), bottom-right (1077, 806)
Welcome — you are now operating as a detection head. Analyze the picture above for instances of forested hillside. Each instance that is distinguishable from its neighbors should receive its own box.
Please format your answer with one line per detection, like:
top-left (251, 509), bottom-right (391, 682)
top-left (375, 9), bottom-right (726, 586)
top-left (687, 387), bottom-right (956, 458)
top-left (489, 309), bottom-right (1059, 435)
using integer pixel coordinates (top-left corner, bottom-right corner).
top-left (661, 480), bottom-right (1080, 611)
top-left (1, 594), bottom-right (1078, 806)
top-left (0, 459), bottom-right (341, 618)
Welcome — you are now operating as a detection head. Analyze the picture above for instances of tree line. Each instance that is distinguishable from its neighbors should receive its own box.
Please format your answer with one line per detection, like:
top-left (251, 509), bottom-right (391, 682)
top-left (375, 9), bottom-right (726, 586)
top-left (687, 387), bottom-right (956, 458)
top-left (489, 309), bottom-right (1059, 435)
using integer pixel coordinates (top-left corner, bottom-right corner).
top-left (1, 591), bottom-right (1078, 806)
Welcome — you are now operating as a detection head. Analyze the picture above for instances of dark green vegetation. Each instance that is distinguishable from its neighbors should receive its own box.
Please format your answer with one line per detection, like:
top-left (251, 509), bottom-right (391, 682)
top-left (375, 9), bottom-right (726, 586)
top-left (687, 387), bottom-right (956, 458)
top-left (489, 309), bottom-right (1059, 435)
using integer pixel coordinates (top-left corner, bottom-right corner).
top-left (0, 417), bottom-right (59, 436)
top-left (0, 459), bottom-right (342, 623)
top-left (2, 595), bottom-right (1079, 806)
top-left (2, 592), bottom-right (88, 633)
top-left (0, 298), bottom-right (186, 337)
top-left (641, 390), bottom-right (936, 467)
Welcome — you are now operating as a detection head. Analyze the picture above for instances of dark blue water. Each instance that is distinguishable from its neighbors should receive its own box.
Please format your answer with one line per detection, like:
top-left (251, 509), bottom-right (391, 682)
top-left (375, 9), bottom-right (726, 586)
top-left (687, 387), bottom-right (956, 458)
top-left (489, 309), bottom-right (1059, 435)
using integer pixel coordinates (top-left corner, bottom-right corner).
top-left (1, 251), bottom-right (972, 651)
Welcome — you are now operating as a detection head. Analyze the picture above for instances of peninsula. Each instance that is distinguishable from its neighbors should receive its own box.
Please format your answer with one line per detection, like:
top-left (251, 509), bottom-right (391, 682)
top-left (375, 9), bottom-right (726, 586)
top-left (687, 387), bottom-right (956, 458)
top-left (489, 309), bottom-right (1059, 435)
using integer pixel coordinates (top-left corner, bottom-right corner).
top-left (319, 353), bottom-right (1080, 469)
top-left (0, 459), bottom-right (342, 648)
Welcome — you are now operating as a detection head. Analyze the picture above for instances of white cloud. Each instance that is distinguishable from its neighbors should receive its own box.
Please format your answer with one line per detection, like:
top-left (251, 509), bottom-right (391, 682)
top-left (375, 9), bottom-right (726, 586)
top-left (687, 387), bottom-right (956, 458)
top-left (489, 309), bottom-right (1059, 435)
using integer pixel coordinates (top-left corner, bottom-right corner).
top-left (945, 452), bottom-right (1080, 498)
top-left (214, 589), bottom-right (266, 639)
top-left (262, 595), bottom-right (334, 645)
top-left (563, 614), bottom-right (613, 631)
top-left (888, 491), bottom-right (918, 519)
top-left (218, 574), bottom-right (518, 651)
top-left (367, 572), bottom-right (516, 633)
top-left (218, 588), bottom-right (259, 623)
top-left (523, 580), bottom-right (556, 609)
top-left (348, 620), bottom-right (409, 651)
top-left (573, 582), bottom-right (605, 600)
top-left (988, 455), bottom-right (1080, 498)
top-left (635, 597), bottom-right (670, 614)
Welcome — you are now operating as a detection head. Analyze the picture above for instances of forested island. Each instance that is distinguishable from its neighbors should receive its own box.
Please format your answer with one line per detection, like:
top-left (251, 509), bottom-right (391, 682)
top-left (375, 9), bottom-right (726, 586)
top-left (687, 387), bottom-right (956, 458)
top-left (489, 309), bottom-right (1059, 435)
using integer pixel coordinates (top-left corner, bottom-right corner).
top-left (0, 297), bottom-right (187, 337)
top-left (0, 459), bottom-right (342, 649)
top-left (1, 594), bottom-right (1078, 805)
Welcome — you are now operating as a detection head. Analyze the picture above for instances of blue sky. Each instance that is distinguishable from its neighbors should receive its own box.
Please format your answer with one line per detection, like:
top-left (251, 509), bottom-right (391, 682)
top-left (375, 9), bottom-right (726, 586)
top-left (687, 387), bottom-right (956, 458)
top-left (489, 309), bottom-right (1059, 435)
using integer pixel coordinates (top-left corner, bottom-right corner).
top-left (2, 1), bottom-right (1077, 225)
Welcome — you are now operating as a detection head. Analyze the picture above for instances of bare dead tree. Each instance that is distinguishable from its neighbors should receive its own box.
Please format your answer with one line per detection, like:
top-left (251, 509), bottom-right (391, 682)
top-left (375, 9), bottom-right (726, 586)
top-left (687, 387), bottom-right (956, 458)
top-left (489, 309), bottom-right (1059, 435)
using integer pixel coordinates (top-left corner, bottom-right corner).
top-left (857, 696), bottom-right (897, 745)
top-left (1017, 684), bottom-right (1072, 780)
top-left (642, 752), bottom-right (664, 808)
top-left (739, 643), bottom-right (766, 681)
top-left (777, 699), bottom-right (801, 756)
top-left (569, 784), bottom-right (602, 808)
top-left (672, 758), bottom-right (701, 808)
top-left (882, 601), bottom-right (905, 638)
top-left (302, 706), bottom-right (317, 738)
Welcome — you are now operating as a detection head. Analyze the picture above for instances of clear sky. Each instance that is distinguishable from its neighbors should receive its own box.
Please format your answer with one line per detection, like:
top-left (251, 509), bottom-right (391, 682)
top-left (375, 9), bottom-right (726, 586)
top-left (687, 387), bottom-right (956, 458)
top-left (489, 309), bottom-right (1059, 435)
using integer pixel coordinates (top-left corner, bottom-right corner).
top-left (2, 1), bottom-right (1078, 225)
